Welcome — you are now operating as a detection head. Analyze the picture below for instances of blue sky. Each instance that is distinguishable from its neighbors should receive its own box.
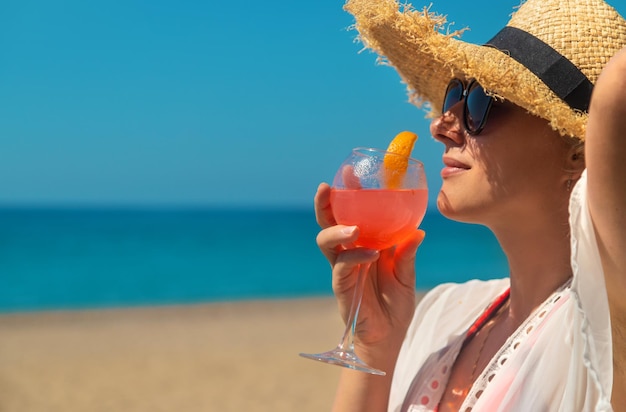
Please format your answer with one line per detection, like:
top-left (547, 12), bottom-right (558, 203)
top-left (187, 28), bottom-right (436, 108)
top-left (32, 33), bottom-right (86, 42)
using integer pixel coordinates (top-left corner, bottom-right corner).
top-left (1, 0), bottom-right (624, 208)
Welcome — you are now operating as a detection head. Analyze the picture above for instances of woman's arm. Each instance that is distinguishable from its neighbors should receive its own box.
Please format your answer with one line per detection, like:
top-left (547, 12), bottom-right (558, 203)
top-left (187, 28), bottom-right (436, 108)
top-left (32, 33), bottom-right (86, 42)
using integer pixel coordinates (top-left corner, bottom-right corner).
top-left (585, 46), bottom-right (626, 409)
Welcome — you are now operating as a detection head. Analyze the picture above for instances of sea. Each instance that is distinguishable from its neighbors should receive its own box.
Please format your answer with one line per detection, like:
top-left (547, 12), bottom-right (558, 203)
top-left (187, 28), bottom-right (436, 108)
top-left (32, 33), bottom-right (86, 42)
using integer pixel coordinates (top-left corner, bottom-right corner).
top-left (0, 207), bottom-right (509, 313)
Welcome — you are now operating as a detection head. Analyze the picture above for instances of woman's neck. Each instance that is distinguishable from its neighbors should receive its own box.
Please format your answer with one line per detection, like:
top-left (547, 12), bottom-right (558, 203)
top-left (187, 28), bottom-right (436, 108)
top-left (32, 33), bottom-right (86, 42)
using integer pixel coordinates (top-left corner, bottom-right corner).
top-left (490, 210), bottom-right (573, 323)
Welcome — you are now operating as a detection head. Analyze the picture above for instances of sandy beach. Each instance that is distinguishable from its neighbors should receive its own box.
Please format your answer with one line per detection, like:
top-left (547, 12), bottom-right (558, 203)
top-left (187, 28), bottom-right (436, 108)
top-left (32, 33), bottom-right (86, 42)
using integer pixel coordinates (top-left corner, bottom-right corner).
top-left (0, 295), bottom-right (424, 412)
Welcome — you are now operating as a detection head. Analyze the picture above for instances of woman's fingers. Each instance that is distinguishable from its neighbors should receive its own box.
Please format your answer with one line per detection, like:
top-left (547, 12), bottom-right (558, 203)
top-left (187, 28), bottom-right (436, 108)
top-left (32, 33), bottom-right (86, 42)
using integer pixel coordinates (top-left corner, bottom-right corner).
top-left (314, 170), bottom-right (361, 230)
top-left (341, 165), bottom-right (362, 189)
top-left (377, 230), bottom-right (425, 283)
top-left (316, 225), bottom-right (360, 264)
top-left (314, 183), bottom-right (336, 228)
top-left (384, 230), bottom-right (426, 287)
top-left (395, 229), bottom-right (426, 263)
top-left (332, 247), bottom-right (380, 293)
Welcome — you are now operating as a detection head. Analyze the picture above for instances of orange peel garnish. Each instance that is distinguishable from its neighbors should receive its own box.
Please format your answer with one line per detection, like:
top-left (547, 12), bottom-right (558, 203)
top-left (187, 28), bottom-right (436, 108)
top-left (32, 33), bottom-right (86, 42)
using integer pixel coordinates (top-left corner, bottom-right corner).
top-left (383, 131), bottom-right (418, 188)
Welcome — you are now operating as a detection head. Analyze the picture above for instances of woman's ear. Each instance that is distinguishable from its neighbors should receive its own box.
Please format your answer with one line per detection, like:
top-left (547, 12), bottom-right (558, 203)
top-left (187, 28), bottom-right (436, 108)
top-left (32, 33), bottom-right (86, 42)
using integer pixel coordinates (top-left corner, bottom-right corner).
top-left (563, 145), bottom-right (585, 192)
top-left (565, 143), bottom-right (586, 181)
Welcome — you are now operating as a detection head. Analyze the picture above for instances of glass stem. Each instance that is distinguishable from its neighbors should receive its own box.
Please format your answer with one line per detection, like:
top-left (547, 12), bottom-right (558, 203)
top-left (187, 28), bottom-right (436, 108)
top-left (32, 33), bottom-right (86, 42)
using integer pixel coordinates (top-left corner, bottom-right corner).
top-left (338, 261), bottom-right (372, 353)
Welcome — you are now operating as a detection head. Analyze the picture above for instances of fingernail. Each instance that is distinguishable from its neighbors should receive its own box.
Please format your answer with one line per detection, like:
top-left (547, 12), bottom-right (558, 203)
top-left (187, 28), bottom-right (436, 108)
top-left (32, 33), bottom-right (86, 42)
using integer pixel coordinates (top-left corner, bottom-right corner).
top-left (341, 226), bottom-right (357, 236)
top-left (364, 249), bottom-right (379, 257)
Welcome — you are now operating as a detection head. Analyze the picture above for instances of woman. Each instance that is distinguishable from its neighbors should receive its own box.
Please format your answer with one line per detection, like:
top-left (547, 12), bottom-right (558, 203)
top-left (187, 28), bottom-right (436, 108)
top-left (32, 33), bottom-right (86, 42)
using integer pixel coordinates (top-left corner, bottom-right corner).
top-left (314, 0), bottom-right (626, 410)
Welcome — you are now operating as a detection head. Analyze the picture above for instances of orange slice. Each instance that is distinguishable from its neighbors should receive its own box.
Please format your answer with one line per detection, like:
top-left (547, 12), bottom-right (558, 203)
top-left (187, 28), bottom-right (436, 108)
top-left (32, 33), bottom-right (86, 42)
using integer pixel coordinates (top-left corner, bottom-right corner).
top-left (383, 131), bottom-right (418, 188)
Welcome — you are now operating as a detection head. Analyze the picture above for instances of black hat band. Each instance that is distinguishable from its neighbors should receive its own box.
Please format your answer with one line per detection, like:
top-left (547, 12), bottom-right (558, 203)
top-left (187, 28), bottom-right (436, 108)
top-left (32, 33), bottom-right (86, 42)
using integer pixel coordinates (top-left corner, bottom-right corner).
top-left (486, 26), bottom-right (594, 112)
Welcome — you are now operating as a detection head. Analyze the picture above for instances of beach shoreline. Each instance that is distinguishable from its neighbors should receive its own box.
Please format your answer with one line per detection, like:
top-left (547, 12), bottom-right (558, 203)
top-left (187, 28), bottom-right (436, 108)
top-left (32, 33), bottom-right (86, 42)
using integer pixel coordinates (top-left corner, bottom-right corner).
top-left (0, 294), bottom-right (426, 412)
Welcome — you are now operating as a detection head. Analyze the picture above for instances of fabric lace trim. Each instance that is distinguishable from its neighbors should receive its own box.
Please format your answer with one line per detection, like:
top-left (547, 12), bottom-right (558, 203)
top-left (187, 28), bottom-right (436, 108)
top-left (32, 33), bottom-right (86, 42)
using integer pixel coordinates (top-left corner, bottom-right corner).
top-left (460, 278), bottom-right (572, 411)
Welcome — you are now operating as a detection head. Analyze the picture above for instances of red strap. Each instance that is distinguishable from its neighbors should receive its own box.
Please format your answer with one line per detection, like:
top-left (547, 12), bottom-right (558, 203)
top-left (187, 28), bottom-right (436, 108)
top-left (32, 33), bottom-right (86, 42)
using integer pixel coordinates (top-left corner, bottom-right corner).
top-left (466, 288), bottom-right (510, 339)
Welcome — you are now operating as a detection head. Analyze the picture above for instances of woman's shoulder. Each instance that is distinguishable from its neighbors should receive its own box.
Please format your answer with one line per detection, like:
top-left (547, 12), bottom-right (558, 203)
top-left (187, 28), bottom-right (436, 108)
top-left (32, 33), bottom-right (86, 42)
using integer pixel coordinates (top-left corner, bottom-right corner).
top-left (418, 277), bottom-right (510, 312)
top-left (405, 277), bottom-right (511, 347)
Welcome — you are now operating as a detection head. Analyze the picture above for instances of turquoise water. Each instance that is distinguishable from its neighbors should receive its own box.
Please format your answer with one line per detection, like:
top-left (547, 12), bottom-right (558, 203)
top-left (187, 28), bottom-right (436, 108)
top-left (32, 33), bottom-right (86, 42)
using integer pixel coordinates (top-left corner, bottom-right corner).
top-left (0, 207), bottom-right (508, 312)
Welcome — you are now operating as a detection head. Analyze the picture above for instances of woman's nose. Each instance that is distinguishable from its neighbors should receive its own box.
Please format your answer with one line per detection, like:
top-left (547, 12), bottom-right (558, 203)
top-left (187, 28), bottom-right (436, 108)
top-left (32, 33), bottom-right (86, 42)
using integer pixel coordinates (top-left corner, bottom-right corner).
top-left (430, 106), bottom-right (465, 146)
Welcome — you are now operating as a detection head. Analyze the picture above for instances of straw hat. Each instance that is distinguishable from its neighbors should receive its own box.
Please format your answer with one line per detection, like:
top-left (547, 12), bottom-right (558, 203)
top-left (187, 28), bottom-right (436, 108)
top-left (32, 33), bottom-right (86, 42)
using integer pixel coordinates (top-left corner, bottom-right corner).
top-left (344, 0), bottom-right (626, 139)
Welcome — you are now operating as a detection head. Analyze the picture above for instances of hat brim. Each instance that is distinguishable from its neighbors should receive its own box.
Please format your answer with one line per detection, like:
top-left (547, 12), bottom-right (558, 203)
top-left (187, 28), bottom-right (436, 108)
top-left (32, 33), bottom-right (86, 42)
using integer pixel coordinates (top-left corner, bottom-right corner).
top-left (346, 0), bottom-right (588, 139)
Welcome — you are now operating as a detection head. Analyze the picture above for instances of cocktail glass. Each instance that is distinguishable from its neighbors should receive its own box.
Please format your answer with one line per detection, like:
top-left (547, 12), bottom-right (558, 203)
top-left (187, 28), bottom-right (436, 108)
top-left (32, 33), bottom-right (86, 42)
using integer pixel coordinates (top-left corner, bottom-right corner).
top-left (300, 147), bottom-right (427, 375)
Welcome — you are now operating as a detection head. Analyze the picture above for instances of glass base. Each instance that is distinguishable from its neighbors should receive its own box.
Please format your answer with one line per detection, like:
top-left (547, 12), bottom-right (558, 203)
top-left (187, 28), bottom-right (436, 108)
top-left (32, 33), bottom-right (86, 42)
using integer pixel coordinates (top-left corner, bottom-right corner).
top-left (299, 349), bottom-right (386, 376)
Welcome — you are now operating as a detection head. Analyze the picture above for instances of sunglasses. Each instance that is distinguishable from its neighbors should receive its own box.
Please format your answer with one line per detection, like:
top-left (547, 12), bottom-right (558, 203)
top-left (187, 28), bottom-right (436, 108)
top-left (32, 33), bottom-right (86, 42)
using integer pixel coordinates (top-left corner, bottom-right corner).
top-left (442, 78), bottom-right (494, 135)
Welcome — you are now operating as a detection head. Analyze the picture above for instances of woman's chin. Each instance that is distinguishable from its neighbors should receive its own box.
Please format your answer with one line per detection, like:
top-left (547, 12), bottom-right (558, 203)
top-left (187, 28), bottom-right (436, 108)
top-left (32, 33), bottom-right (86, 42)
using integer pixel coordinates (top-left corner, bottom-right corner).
top-left (436, 193), bottom-right (486, 225)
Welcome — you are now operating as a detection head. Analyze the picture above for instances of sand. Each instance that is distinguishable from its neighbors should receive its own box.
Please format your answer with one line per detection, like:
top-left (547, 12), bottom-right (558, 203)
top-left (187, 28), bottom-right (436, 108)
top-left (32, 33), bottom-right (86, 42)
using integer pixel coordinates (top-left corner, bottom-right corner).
top-left (0, 298), bottom-right (343, 412)
top-left (0, 295), bottom-right (426, 412)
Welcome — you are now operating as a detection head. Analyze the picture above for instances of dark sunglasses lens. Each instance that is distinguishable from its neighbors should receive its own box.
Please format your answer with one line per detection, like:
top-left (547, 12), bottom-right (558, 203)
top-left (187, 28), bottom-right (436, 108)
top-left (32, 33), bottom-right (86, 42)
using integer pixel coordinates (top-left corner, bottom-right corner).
top-left (443, 80), bottom-right (464, 113)
top-left (465, 83), bottom-right (492, 133)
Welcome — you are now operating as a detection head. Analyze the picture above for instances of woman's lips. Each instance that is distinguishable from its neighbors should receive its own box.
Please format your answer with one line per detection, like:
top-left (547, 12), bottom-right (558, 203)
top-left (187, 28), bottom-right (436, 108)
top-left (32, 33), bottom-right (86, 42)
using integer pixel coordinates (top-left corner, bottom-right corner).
top-left (441, 156), bottom-right (471, 178)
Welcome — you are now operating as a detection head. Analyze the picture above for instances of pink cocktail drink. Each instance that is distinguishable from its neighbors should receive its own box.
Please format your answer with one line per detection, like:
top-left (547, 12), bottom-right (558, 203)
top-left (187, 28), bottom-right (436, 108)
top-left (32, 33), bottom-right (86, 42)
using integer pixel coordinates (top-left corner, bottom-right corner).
top-left (331, 188), bottom-right (428, 250)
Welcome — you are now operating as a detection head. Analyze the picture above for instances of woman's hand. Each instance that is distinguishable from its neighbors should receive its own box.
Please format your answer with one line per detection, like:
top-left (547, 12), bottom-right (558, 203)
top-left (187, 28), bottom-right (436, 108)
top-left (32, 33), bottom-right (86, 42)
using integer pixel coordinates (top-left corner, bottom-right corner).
top-left (314, 182), bottom-right (426, 355)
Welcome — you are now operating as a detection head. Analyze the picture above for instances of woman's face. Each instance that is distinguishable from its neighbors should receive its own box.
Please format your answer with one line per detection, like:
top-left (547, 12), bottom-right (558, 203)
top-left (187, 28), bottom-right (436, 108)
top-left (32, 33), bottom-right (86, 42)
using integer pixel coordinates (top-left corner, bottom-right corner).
top-left (431, 97), bottom-right (573, 226)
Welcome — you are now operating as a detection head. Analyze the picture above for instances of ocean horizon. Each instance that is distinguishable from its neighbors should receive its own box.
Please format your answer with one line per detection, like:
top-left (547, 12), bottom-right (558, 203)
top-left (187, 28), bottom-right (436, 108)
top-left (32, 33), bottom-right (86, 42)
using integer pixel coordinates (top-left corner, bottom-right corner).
top-left (0, 206), bottom-right (508, 313)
